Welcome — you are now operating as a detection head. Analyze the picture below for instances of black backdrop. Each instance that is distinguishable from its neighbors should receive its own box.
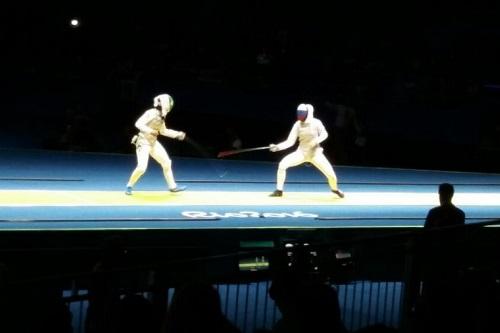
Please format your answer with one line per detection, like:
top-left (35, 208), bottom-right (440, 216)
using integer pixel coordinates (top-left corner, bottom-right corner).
top-left (2, 3), bottom-right (500, 172)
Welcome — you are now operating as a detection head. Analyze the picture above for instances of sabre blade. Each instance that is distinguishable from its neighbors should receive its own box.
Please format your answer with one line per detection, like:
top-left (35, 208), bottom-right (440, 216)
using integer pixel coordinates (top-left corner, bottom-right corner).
top-left (217, 146), bottom-right (270, 158)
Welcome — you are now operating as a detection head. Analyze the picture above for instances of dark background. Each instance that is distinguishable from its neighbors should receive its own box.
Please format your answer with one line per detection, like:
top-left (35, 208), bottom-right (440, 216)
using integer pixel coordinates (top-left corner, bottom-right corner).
top-left (2, 2), bottom-right (500, 172)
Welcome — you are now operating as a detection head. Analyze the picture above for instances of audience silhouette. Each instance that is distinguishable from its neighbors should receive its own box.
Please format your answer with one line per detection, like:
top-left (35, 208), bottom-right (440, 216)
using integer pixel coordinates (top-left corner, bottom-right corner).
top-left (164, 281), bottom-right (241, 333)
top-left (417, 183), bottom-right (471, 332)
top-left (109, 293), bottom-right (157, 333)
top-left (424, 182), bottom-right (465, 229)
top-left (268, 272), bottom-right (346, 333)
top-left (1, 284), bottom-right (73, 333)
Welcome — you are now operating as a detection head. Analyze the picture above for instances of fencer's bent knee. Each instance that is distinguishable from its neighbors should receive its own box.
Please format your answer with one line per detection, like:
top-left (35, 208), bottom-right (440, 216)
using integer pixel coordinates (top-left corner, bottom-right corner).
top-left (278, 161), bottom-right (288, 171)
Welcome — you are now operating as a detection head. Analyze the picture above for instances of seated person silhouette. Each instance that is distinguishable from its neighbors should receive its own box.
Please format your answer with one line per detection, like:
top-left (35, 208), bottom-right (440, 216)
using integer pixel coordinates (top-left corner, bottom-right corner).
top-left (424, 182), bottom-right (465, 228)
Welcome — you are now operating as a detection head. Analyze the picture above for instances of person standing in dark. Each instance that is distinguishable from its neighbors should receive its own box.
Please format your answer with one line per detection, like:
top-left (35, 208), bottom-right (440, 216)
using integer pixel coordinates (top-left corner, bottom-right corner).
top-left (424, 183), bottom-right (465, 229)
top-left (418, 183), bottom-right (469, 332)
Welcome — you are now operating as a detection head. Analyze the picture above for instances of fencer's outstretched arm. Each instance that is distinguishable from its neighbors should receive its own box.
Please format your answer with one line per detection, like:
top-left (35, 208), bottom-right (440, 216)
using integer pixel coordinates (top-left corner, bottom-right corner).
top-left (271, 122), bottom-right (299, 151)
top-left (134, 109), bottom-right (185, 140)
top-left (160, 123), bottom-right (185, 140)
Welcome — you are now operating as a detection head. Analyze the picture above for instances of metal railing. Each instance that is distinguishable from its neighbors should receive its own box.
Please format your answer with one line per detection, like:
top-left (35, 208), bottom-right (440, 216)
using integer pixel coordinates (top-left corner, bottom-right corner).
top-left (63, 279), bottom-right (404, 333)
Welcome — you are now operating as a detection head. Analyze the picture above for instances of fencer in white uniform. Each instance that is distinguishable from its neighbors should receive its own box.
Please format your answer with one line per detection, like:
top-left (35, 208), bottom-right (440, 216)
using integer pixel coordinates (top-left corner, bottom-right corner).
top-left (269, 103), bottom-right (344, 198)
top-left (125, 94), bottom-right (186, 195)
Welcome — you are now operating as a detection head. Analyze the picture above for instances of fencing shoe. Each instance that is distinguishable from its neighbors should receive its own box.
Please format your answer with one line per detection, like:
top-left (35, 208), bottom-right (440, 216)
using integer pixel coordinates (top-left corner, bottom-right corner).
top-left (125, 186), bottom-right (133, 195)
top-left (269, 189), bottom-right (283, 197)
top-left (170, 186), bottom-right (187, 193)
top-left (332, 189), bottom-right (345, 198)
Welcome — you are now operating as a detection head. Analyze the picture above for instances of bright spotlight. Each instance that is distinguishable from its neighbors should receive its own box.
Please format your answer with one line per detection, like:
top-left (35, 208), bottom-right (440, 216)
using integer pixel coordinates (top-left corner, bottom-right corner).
top-left (69, 18), bottom-right (80, 28)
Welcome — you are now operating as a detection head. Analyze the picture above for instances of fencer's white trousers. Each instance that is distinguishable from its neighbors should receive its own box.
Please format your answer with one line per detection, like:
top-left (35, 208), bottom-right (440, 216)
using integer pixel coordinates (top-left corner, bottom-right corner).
top-left (126, 141), bottom-right (177, 189)
top-left (276, 149), bottom-right (338, 191)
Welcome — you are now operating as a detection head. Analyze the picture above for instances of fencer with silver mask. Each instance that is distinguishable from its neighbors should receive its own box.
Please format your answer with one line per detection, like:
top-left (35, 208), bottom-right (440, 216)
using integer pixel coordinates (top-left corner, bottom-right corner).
top-left (125, 94), bottom-right (186, 195)
top-left (269, 103), bottom-right (344, 198)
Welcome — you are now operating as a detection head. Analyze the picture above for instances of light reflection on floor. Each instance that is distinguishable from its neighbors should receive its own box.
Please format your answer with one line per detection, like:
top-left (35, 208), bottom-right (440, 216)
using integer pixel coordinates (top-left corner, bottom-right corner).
top-left (1, 190), bottom-right (499, 207)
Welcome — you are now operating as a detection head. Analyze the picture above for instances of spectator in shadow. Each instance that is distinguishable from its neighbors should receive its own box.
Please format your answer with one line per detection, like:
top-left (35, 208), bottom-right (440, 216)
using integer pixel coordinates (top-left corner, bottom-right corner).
top-left (85, 236), bottom-right (127, 333)
top-left (325, 97), bottom-right (364, 165)
top-left (255, 46), bottom-right (273, 88)
top-left (1, 283), bottom-right (73, 333)
top-left (164, 281), bottom-right (241, 333)
top-left (424, 182), bottom-right (465, 229)
top-left (267, 272), bottom-right (346, 333)
top-left (59, 105), bottom-right (100, 152)
top-left (417, 183), bottom-right (470, 332)
top-left (225, 126), bottom-right (243, 151)
top-left (109, 293), bottom-right (157, 333)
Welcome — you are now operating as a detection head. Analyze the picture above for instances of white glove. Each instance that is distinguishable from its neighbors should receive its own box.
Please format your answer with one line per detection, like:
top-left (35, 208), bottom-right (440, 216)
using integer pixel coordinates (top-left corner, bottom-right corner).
top-left (269, 144), bottom-right (279, 152)
top-left (176, 131), bottom-right (186, 141)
